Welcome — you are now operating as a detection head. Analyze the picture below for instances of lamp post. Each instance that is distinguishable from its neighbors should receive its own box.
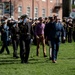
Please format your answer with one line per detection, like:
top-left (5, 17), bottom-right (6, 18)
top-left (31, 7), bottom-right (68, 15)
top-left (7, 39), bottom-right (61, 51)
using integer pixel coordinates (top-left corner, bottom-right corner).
top-left (9, 0), bottom-right (11, 18)
top-left (70, 0), bottom-right (72, 12)
top-left (32, 0), bottom-right (34, 19)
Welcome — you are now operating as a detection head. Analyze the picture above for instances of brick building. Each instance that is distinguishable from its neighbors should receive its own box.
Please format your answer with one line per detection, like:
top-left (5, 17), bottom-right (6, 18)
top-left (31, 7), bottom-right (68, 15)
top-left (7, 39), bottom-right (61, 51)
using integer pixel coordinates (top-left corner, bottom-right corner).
top-left (0, 0), bottom-right (62, 20)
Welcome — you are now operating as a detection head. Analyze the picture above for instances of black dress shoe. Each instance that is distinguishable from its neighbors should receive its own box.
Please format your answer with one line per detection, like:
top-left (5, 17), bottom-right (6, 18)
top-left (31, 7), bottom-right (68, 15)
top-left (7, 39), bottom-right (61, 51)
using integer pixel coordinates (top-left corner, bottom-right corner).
top-left (24, 61), bottom-right (28, 64)
top-left (0, 52), bottom-right (3, 54)
top-left (13, 55), bottom-right (19, 58)
top-left (21, 60), bottom-right (28, 64)
top-left (44, 55), bottom-right (47, 57)
top-left (21, 60), bottom-right (25, 63)
top-left (49, 57), bottom-right (52, 60)
top-left (7, 52), bottom-right (10, 54)
top-left (15, 56), bottom-right (19, 58)
top-left (24, 59), bottom-right (28, 63)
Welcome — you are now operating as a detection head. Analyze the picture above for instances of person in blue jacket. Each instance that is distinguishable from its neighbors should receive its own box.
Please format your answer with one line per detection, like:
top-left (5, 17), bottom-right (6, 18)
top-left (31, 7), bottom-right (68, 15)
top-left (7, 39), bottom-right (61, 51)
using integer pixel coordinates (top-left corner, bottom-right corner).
top-left (44, 16), bottom-right (65, 63)
top-left (0, 20), bottom-right (10, 54)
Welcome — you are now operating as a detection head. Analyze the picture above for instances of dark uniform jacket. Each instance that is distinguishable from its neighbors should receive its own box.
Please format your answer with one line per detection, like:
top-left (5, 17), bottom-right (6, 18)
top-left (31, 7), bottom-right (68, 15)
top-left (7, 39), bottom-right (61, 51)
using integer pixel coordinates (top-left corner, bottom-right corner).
top-left (19, 21), bottom-right (31, 40)
top-left (11, 26), bottom-right (20, 40)
top-left (0, 25), bottom-right (9, 42)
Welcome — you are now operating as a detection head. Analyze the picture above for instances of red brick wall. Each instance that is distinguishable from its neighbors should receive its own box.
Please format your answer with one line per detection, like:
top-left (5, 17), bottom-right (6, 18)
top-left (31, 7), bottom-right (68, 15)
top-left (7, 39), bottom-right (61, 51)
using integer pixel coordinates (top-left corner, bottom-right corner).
top-left (2, 0), bottom-right (62, 20)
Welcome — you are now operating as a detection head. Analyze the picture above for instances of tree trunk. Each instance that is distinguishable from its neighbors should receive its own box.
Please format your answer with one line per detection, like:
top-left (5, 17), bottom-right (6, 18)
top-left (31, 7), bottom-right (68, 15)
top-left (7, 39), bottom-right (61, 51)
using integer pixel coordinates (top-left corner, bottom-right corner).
top-left (62, 0), bottom-right (71, 17)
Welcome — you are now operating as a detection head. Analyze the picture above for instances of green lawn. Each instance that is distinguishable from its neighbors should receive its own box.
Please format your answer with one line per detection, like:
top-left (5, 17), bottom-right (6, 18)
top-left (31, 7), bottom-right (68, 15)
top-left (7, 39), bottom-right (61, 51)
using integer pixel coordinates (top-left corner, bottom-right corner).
top-left (0, 42), bottom-right (75, 75)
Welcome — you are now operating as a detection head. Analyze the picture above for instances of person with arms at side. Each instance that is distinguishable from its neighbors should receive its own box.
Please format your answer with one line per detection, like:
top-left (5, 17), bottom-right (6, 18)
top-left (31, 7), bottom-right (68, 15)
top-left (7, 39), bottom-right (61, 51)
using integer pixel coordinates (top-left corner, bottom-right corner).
top-left (19, 14), bottom-right (31, 63)
top-left (35, 17), bottom-right (47, 57)
top-left (44, 17), bottom-right (54, 60)
top-left (45, 16), bottom-right (65, 63)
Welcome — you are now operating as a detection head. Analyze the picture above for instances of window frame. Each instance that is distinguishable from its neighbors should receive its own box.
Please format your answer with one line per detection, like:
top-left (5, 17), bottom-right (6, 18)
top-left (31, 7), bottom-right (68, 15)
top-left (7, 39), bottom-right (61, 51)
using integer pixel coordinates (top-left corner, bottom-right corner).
top-left (34, 7), bottom-right (38, 19)
top-left (26, 6), bottom-right (30, 18)
top-left (42, 8), bottom-right (46, 18)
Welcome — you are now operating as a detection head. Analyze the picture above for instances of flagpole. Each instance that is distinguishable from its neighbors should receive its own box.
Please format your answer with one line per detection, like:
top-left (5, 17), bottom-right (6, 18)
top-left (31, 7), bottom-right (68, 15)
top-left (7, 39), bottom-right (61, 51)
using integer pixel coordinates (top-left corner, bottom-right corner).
top-left (10, 0), bottom-right (11, 18)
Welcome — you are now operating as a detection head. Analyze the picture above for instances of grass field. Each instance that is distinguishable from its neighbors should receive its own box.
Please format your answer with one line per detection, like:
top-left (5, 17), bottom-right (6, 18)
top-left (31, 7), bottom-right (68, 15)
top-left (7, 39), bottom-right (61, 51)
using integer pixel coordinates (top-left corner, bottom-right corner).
top-left (0, 42), bottom-right (75, 75)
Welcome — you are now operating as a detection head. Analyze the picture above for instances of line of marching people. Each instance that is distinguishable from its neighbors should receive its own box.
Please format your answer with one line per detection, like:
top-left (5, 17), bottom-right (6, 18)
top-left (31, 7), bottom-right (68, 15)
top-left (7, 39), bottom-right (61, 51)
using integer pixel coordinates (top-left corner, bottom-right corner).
top-left (0, 14), bottom-right (75, 63)
top-left (0, 15), bottom-right (32, 63)
top-left (62, 17), bottom-right (75, 43)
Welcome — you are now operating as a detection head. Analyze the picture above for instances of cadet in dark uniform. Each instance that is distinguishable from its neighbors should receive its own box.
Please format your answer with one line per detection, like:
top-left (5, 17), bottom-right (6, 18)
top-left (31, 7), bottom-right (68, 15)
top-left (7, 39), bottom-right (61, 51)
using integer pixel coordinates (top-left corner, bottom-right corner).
top-left (0, 20), bottom-right (10, 54)
top-left (19, 15), bottom-right (31, 63)
top-left (73, 18), bottom-right (75, 42)
top-left (11, 22), bottom-right (20, 58)
top-left (61, 18), bottom-right (67, 43)
top-left (67, 20), bottom-right (73, 43)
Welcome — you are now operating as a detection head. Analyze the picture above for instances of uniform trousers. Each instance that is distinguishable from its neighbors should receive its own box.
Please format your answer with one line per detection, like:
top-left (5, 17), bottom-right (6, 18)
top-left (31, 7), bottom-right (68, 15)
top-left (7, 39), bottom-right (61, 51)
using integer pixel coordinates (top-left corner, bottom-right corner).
top-left (12, 38), bottom-right (19, 57)
top-left (20, 36), bottom-right (31, 63)
top-left (0, 40), bottom-right (10, 54)
top-left (48, 41), bottom-right (52, 59)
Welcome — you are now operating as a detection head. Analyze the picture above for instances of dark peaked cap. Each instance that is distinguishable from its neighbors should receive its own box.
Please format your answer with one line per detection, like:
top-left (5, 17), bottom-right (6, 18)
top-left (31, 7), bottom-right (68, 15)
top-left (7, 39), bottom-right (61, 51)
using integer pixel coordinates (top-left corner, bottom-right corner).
top-left (21, 14), bottom-right (28, 18)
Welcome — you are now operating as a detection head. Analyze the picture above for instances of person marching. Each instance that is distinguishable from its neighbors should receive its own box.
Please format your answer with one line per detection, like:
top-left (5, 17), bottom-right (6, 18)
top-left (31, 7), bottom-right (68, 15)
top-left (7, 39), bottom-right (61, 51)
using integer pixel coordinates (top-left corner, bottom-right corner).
top-left (0, 20), bottom-right (10, 54)
top-left (45, 16), bottom-right (65, 63)
top-left (19, 14), bottom-right (31, 63)
top-left (73, 18), bottom-right (75, 42)
top-left (35, 17), bottom-right (47, 57)
top-left (67, 20), bottom-right (73, 43)
top-left (11, 21), bottom-right (20, 58)
top-left (44, 17), bottom-right (53, 60)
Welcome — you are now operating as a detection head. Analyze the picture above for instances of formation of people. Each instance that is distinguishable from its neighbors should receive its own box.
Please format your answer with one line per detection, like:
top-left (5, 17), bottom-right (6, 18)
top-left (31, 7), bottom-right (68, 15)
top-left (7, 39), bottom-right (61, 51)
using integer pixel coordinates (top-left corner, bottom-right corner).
top-left (0, 14), bottom-right (74, 63)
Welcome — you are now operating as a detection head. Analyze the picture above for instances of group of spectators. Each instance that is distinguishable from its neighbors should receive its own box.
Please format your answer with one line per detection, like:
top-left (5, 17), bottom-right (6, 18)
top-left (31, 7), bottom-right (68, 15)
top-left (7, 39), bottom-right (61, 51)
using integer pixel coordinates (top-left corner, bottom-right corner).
top-left (0, 14), bottom-right (75, 63)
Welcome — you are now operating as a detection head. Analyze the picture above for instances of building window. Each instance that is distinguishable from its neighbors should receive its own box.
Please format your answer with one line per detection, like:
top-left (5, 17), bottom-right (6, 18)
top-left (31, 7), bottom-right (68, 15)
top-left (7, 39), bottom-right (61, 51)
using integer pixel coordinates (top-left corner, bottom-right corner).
top-left (18, 6), bottom-right (22, 16)
top-left (4, 2), bottom-right (10, 14)
top-left (56, 9), bottom-right (59, 17)
top-left (42, 0), bottom-right (46, 2)
top-left (4, 2), bottom-right (13, 16)
top-left (42, 9), bottom-right (46, 18)
top-left (34, 7), bottom-right (38, 19)
top-left (50, 0), bottom-right (53, 2)
top-left (50, 9), bottom-right (52, 17)
top-left (26, 7), bottom-right (30, 17)
top-left (56, 0), bottom-right (60, 3)
top-left (0, 3), bottom-right (3, 15)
